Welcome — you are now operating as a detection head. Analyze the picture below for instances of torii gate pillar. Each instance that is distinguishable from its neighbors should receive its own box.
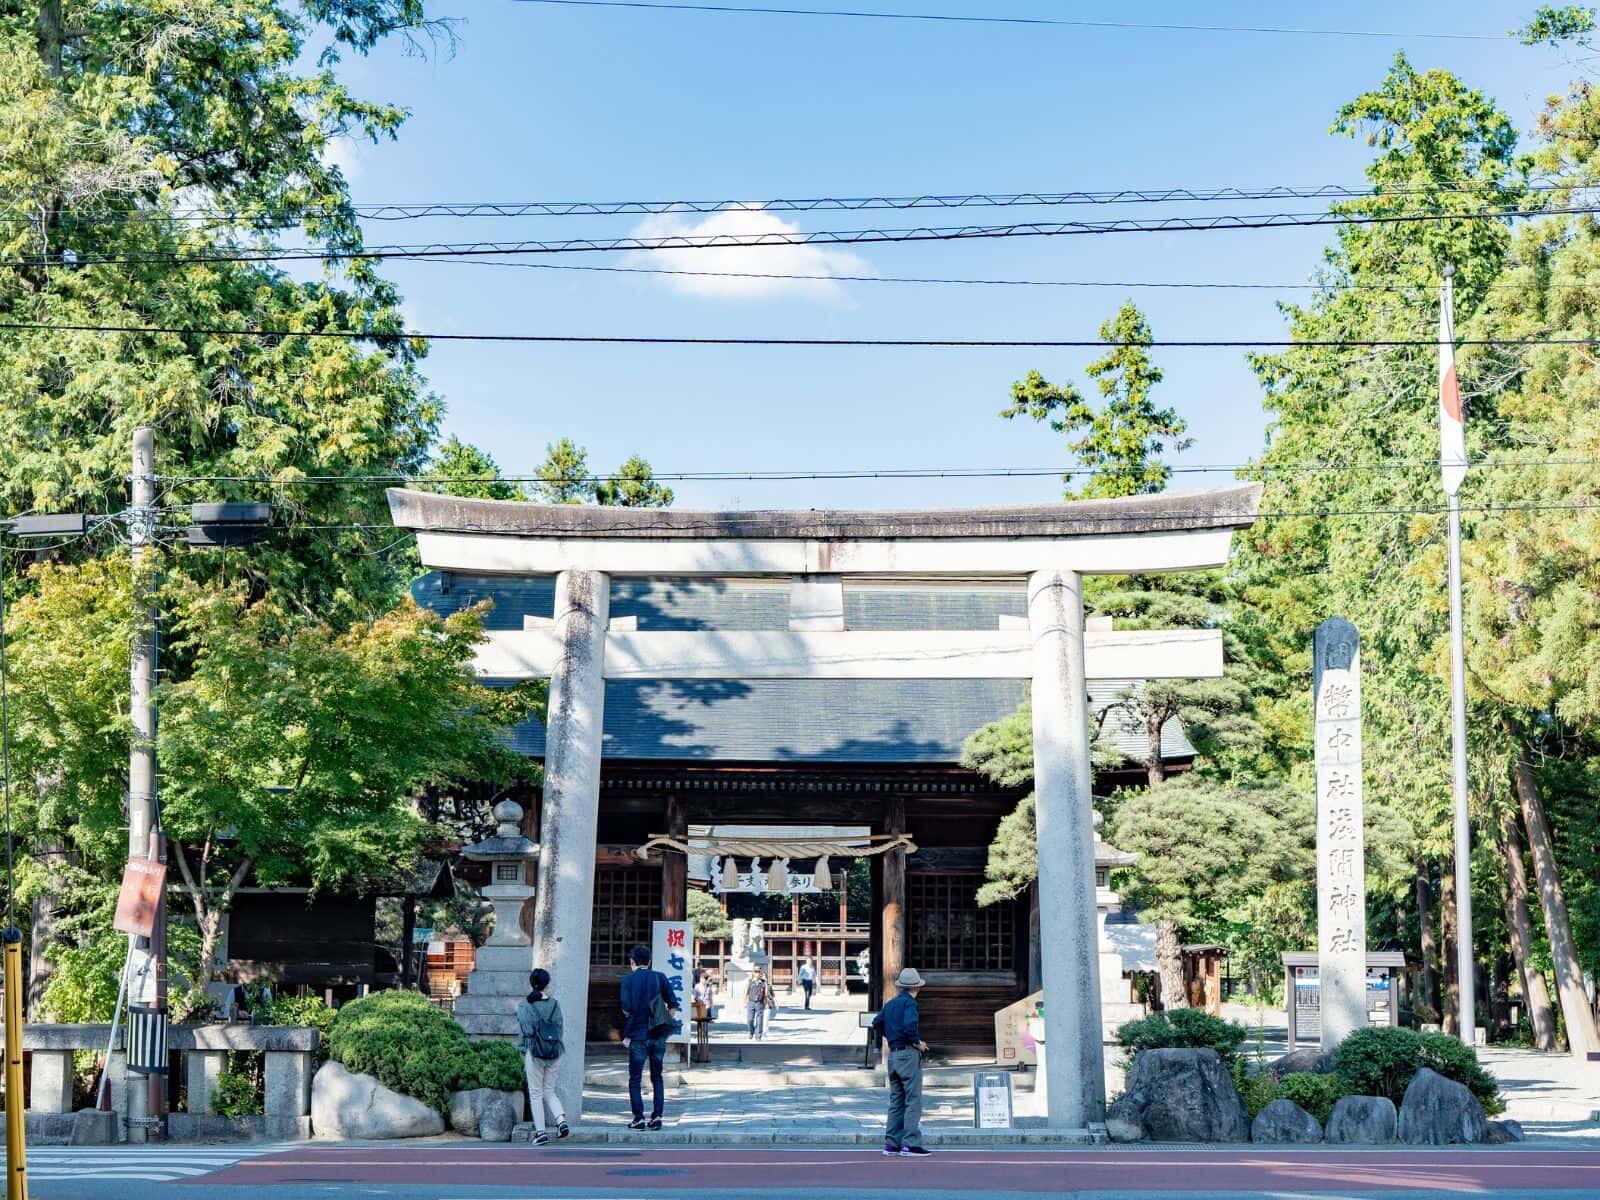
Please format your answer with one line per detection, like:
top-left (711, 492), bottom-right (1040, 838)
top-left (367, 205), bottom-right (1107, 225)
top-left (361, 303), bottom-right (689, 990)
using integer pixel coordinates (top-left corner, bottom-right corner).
top-left (1029, 570), bottom-right (1106, 1127)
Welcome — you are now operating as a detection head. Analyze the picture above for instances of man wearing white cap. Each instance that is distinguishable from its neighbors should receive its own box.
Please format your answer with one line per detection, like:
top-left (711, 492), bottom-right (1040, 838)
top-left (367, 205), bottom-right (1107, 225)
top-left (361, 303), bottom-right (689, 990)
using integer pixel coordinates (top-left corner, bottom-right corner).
top-left (870, 967), bottom-right (933, 1156)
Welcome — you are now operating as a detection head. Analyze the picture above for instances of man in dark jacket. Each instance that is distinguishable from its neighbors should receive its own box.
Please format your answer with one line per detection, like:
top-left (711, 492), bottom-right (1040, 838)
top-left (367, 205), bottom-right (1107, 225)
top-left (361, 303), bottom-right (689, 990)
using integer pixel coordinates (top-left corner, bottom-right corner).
top-left (870, 967), bottom-right (933, 1156)
top-left (619, 944), bottom-right (679, 1130)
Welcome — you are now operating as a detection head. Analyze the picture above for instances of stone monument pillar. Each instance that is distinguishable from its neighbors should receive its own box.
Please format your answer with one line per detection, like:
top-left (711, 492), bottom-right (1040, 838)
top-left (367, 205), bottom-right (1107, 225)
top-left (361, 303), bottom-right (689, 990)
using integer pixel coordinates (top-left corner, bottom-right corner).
top-left (1314, 616), bottom-right (1366, 1050)
top-left (453, 798), bottom-right (540, 1037)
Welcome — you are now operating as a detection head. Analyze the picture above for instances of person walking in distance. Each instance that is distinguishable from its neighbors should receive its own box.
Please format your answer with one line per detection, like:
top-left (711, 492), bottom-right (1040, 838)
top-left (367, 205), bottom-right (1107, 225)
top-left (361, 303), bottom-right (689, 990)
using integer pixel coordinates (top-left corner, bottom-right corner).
top-left (871, 967), bottom-right (933, 1157)
top-left (798, 958), bottom-right (817, 1010)
top-left (746, 966), bottom-right (776, 1040)
top-left (620, 945), bottom-right (679, 1131)
top-left (516, 968), bottom-right (570, 1146)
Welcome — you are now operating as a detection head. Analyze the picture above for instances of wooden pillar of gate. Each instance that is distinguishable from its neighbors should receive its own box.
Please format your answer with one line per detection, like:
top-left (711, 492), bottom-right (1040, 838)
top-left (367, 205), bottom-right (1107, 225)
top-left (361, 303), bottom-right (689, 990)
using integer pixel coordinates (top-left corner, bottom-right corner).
top-left (662, 794), bottom-right (686, 921)
top-left (881, 795), bottom-right (907, 1002)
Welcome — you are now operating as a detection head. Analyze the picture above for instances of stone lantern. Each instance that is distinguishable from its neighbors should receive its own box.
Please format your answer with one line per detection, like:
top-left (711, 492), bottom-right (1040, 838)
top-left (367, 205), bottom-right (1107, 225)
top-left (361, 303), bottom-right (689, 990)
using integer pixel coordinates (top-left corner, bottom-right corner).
top-left (451, 798), bottom-right (540, 1038)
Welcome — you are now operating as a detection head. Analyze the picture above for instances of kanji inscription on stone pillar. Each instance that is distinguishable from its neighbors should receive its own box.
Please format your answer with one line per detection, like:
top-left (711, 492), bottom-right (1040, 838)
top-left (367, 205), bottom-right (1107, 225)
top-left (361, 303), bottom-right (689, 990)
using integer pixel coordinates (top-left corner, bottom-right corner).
top-left (1314, 616), bottom-right (1366, 1050)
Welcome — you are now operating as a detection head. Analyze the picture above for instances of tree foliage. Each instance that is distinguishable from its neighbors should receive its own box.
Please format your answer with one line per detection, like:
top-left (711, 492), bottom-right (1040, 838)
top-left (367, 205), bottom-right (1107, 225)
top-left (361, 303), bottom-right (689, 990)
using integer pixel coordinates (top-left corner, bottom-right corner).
top-left (1001, 302), bottom-right (1191, 499)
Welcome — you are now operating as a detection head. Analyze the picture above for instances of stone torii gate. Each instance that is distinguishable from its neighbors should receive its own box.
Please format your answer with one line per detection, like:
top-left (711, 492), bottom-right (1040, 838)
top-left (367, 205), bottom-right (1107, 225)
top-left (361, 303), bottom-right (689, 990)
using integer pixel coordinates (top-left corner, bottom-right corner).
top-left (388, 484), bottom-right (1261, 1132)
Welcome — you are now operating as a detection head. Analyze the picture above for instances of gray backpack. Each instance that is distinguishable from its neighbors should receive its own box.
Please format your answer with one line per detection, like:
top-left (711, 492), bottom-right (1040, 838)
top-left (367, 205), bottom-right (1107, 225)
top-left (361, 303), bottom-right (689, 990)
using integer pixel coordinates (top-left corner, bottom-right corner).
top-left (517, 999), bottom-right (562, 1060)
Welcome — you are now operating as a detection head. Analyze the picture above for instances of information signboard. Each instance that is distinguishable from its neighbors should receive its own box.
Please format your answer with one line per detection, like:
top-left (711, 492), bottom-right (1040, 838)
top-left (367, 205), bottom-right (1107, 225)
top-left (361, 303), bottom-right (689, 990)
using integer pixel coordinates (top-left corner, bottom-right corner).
top-left (973, 1071), bottom-right (1014, 1129)
top-left (651, 920), bottom-right (693, 1045)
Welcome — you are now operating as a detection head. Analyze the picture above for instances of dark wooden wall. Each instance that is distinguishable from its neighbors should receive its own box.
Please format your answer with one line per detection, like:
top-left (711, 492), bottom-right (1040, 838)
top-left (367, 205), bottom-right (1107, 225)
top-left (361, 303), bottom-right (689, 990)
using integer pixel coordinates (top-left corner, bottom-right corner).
top-left (228, 891), bottom-right (380, 986)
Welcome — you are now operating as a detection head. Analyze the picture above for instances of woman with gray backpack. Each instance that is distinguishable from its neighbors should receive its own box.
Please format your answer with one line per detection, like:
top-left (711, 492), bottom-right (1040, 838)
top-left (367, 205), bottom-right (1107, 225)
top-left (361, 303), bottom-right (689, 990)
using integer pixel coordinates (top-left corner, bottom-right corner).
top-left (516, 968), bottom-right (570, 1146)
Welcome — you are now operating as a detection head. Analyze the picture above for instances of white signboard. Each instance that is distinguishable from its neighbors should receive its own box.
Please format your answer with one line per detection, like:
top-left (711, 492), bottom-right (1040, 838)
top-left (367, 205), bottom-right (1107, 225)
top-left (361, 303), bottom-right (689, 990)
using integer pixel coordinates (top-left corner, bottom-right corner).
top-left (973, 1071), bottom-right (1014, 1129)
top-left (712, 865), bottom-right (823, 894)
top-left (651, 920), bottom-right (694, 1045)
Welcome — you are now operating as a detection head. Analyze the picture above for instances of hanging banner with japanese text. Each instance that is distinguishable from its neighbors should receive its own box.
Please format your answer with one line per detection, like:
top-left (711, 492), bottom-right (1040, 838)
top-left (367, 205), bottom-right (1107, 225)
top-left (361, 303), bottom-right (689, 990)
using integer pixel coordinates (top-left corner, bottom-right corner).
top-left (651, 920), bottom-right (693, 1045)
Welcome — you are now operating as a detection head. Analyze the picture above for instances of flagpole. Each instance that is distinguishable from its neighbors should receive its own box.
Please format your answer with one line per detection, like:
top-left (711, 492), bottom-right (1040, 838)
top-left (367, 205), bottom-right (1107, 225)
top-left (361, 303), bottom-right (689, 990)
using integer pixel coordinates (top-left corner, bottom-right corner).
top-left (1441, 262), bottom-right (1476, 1047)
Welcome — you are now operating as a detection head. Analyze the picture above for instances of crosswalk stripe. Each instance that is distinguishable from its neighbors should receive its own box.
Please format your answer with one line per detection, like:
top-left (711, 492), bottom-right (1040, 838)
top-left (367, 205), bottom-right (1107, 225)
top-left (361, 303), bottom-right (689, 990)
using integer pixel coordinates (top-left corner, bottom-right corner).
top-left (24, 1144), bottom-right (279, 1183)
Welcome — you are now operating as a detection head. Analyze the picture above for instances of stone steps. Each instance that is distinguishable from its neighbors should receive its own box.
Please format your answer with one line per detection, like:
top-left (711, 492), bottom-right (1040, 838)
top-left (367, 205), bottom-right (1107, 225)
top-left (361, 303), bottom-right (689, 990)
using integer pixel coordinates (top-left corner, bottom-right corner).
top-left (582, 1062), bottom-right (1036, 1093)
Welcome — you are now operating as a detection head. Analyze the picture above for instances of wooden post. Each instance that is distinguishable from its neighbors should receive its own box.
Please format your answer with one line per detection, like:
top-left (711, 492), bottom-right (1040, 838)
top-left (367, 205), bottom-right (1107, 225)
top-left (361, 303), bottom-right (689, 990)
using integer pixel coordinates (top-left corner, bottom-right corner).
top-left (882, 795), bottom-right (907, 1002)
top-left (837, 874), bottom-right (849, 994)
top-left (400, 896), bottom-right (417, 988)
top-left (662, 795), bottom-right (686, 921)
top-left (868, 854), bottom-right (884, 1012)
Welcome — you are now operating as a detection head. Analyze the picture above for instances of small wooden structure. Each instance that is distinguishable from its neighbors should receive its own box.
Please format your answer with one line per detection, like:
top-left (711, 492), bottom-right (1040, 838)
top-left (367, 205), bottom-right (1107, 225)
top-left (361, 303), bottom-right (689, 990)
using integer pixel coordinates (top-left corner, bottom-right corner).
top-left (1182, 944), bottom-right (1228, 1015)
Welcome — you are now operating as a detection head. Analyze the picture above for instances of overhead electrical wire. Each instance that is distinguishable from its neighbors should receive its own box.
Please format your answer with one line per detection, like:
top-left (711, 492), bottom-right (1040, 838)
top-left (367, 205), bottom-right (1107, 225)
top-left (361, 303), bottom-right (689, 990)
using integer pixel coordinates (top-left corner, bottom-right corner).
top-left (38, 181), bottom-right (1571, 224)
top-left (13, 202), bottom-right (1570, 270)
top-left (9, 318), bottom-right (1600, 349)
top-left (509, 0), bottom-right (1510, 42)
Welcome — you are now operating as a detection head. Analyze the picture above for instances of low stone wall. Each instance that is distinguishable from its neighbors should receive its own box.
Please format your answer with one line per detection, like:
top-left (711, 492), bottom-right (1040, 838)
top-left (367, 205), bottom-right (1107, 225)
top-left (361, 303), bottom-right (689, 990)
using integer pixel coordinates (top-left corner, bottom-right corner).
top-left (21, 1022), bottom-right (319, 1143)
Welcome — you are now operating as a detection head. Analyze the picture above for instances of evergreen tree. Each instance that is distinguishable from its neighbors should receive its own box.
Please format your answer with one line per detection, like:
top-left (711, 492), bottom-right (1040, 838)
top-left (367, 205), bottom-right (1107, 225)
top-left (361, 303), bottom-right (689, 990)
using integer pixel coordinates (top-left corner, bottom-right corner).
top-left (1001, 302), bottom-right (1191, 498)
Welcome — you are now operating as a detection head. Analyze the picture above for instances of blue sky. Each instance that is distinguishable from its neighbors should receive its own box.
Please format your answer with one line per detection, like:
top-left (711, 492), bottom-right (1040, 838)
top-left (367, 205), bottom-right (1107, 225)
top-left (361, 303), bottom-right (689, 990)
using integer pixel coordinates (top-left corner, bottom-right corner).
top-left (322, 2), bottom-right (1576, 510)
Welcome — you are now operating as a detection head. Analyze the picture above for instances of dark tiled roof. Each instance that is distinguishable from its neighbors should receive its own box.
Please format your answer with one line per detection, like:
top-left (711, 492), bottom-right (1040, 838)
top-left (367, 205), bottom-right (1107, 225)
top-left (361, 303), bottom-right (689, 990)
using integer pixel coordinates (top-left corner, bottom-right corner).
top-left (416, 573), bottom-right (1195, 765)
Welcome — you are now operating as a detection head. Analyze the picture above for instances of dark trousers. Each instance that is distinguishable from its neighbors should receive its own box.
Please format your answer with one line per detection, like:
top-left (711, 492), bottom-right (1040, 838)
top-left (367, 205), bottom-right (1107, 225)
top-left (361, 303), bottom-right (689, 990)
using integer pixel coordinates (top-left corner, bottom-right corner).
top-left (628, 1036), bottom-right (667, 1120)
top-left (802, 980), bottom-right (815, 1009)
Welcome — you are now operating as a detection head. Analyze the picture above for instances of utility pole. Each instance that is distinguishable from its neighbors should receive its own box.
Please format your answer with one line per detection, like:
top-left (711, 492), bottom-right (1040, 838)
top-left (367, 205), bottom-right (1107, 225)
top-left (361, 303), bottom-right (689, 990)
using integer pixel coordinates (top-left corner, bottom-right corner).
top-left (3, 433), bottom-right (267, 1143)
top-left (1438, 265), bottom-right (1476, 1046)
top-left (125, 426), bottom-right (168, 1142)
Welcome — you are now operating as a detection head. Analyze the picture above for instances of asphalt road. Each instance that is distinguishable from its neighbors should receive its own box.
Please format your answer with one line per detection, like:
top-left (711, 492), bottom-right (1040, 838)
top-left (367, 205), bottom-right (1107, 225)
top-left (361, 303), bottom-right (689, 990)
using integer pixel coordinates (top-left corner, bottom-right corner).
top-left (23, 1144), bottom-right (1600, 1200)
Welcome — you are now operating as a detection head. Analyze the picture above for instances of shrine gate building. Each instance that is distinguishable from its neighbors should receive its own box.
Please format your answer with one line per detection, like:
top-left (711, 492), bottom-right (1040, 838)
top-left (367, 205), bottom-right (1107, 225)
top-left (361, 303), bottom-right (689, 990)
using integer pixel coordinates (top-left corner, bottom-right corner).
top-left (392, 484), bottom-right (1261, 1131)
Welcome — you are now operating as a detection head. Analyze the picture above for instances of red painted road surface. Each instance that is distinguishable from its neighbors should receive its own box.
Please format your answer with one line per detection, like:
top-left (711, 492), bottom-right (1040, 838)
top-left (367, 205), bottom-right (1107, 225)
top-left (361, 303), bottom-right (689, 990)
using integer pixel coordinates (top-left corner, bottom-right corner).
top-left (188, 1145), bottom-right (1600, 1192)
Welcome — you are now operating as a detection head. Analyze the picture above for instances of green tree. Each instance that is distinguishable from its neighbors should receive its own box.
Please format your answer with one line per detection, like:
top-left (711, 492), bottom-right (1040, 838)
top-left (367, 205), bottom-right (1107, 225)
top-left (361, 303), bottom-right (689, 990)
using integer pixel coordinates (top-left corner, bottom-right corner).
top-left (428, 437), bottom-right (521, 501)
top-left (1107, 776), bottom-right (1314, 998)
top-left (7, 561), bottom-right (540, 999)
top-left (531, 438), bottom-right (594, 505)
top-left (593, 454), bottom-right (675, 508)
top-left (1001, 302), bottom-right (1191, 499)
top-left (529, 440), bottom-right (675, 507)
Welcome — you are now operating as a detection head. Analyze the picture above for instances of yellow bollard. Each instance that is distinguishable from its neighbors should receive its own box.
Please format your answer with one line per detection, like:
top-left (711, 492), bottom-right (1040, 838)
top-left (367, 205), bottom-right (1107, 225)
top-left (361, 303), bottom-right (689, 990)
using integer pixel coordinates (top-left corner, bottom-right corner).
top-left (4, 932), bottom-right (26, 1200)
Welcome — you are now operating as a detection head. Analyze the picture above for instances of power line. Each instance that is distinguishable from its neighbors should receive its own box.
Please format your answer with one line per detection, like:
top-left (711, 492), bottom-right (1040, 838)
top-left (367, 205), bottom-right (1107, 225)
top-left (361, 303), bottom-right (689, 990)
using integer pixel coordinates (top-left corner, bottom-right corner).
top-left (510, 0), bottom-right (1508, 42)
top-left (44, 181), bottom-right (1566, 224)
top-left (416, 258), bottom-right (1392, 291)
top-left (16, 203), bottom-right (1568, 270)
top-left (9, 318), bottom-right (1600, 348)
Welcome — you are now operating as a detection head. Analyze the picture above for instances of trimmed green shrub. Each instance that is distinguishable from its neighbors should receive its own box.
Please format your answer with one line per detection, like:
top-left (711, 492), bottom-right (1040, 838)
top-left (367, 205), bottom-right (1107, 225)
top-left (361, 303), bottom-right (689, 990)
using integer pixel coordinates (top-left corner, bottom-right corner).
top-left (211, 1058), bottom-right (264, 1118)
top-left (1278, 1072), bottom-right (1350, 1124)
top-left (262, 993), bottom-right (338, 1063)
top-left (326, 990), bottom-right (521, 1112)
top-left (1331, 1026), bottom-right (1423, 1102)
top-left (1237, 1068), bottom-right (1281, 1117)
top-left (1116, 1008), bottom-right (1249, 1065)
top-left (1331, 1027), bottom-right (1502, 1116)
top-left (459, 1039), bottom-right (525, 1093)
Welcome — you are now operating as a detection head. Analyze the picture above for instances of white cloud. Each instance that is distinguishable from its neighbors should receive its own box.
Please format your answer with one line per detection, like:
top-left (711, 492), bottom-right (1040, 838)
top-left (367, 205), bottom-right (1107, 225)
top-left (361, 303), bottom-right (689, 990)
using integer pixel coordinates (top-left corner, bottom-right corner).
top-left (625, 208), bottom-right (873, 302)
top-left (323, 136), bottom-right (366, 183)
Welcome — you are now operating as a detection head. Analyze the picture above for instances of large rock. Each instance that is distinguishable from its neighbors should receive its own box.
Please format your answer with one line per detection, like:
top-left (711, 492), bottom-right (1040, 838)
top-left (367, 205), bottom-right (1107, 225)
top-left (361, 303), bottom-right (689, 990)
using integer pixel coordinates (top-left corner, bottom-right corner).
top-left (1105, 1049), bottom-right (1250, 1143)
top-left (1267, 1048), bottom-right (1334, 1078)
top-left (1397, 1067), bottom-right (1489, 1146)
top-left (1486, 1119), bottom-right (1525, 1144)
top-left (311, 1061), bottom-right (446, 1140)
top-left (1251, 1099), bottom-right (1323, 1144)
top-left (479, 1098), bottom-right (516, 1143)
top-left (449, 1088), bottom-right (525, 1139)
top-left (1325, 1095), bottom-right (1397, 1143)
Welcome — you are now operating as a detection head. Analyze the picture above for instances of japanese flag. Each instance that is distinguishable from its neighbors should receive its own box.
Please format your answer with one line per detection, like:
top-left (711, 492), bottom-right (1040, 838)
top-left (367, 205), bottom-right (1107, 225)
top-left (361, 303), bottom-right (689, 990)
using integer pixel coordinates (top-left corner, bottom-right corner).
top-left (1439, 278), bottom-right (1467, 495)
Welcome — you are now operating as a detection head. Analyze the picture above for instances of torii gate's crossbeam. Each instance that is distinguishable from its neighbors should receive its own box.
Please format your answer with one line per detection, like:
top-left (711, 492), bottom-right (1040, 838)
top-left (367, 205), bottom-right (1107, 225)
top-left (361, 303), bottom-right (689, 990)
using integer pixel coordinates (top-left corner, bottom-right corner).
top-left (388, 484), bottom-right (1262, 1134)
